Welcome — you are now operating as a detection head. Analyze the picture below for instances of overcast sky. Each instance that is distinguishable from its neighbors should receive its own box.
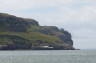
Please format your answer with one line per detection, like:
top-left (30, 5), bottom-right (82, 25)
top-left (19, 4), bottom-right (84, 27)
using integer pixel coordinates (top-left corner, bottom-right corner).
top-left (0, 0), bottom-right (96, 49)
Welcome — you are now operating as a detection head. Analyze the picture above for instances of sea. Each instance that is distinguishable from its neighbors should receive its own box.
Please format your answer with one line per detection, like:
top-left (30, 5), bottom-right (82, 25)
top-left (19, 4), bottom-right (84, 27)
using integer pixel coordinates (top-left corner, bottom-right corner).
top-left (0, 50), bottom-right (96, 63)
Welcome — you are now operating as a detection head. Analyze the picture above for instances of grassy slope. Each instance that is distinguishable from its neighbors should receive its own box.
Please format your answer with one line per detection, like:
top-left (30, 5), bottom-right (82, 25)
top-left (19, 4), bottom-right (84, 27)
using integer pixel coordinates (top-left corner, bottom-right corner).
top-left (0, 32), bottom-right (63, 45)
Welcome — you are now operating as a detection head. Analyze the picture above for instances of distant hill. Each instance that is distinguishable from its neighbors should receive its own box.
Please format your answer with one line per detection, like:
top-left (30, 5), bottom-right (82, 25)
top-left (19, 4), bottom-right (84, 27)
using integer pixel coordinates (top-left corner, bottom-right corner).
top-left (0, 13), bottom-right (75, 50)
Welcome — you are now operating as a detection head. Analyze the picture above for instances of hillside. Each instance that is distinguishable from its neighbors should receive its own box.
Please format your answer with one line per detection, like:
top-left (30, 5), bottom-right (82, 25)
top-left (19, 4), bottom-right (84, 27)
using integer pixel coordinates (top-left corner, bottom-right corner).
top-left (0, 13), bottom-right (75, 50)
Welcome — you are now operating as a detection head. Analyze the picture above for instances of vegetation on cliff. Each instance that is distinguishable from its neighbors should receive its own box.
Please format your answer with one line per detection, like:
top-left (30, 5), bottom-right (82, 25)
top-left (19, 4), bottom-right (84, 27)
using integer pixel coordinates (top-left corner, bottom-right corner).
top-left (0, 13), bottom-right (75, 50)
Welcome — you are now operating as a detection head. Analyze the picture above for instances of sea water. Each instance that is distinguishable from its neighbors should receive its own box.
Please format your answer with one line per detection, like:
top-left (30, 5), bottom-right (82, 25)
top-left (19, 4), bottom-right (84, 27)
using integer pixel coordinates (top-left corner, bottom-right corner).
top-left (0, 50), bottom-right (96, 63)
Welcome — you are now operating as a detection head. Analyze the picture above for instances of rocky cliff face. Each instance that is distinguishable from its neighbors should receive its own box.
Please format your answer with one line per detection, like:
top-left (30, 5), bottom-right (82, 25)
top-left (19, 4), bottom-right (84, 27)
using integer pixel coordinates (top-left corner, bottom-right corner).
top-left (0, 13), bottom-right (39, 32)
top-left (0, 13), bottom-right (75, 50)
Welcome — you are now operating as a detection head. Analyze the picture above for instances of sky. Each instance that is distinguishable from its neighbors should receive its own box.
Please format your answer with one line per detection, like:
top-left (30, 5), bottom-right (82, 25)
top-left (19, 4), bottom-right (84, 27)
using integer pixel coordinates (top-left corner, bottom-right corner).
top-left (0, 0), bottom-right (96, 49)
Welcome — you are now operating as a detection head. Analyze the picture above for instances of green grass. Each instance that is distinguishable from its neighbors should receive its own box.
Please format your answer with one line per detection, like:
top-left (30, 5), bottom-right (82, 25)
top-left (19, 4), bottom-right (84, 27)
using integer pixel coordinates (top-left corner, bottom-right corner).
top-left (0, 32), bottom-right (62, 44)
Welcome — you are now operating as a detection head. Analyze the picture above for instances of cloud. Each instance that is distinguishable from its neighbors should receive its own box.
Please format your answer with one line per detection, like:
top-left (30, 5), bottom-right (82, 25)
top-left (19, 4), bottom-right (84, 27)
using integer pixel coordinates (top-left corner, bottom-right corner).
top-left (83, 0), bottom-right (96, 2)
top-left (0, 0), bottom-right (73, 11)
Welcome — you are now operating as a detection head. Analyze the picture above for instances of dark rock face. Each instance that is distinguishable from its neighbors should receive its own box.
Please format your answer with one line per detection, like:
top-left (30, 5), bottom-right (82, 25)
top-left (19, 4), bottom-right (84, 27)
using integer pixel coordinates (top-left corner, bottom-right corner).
top-left (57, 31), bottom-right (73, 45)
top-left (0, 35), bottom-right (32, 50)
top-left (0, 13), bottom-right (75, 50)
top-left (0, 13), bottom-right (39, 32)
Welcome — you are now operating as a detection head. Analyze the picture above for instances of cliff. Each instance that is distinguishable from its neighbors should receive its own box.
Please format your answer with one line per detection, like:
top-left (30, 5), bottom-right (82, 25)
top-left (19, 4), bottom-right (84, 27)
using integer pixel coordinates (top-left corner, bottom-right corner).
top-left (0, 13), bottom-right (75, 50)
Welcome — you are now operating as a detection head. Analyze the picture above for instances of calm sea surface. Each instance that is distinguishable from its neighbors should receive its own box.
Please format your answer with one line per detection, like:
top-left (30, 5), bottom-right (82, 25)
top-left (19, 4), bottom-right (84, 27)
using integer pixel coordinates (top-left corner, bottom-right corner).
top-left (0, 50), bottom-right (96, 63)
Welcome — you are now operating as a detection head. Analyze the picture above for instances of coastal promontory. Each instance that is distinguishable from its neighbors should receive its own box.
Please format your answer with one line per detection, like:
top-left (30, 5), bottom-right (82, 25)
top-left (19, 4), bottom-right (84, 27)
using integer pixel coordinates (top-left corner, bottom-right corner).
top-left (0, 13), bottom-right (75, 50)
